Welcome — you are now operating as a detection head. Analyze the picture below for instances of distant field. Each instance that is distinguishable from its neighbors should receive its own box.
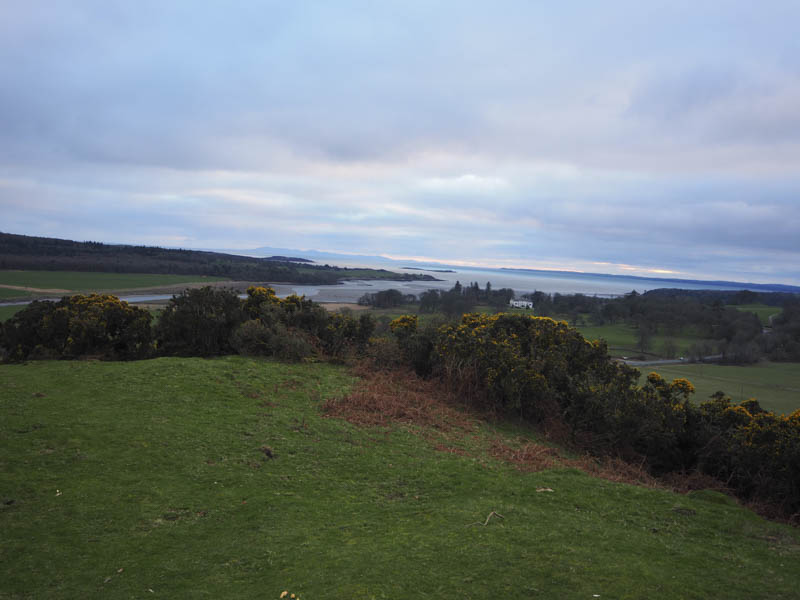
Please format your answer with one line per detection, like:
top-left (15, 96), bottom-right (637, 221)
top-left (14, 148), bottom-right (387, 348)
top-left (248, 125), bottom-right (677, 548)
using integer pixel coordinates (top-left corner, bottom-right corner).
top-left (577, 323), bottom-right (702, 359)
top-left (0, 270), bottom-right (228, 295)
top-left (728, 303), bottom-right (781, 326)
top-left (0, 305), bottom-right (25, 322)
top-left (0, 288), bottom-right (28, 300)
top-left (295, 266), bottom-right (434, 281)
top-left (640, 362), bottom-right (800, 415)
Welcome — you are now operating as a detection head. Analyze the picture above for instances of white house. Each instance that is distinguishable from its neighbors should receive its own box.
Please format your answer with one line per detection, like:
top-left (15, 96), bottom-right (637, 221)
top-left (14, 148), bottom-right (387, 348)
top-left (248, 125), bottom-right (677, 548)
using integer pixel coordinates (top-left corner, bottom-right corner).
top-left (509, 299), bottom-right (534, 310)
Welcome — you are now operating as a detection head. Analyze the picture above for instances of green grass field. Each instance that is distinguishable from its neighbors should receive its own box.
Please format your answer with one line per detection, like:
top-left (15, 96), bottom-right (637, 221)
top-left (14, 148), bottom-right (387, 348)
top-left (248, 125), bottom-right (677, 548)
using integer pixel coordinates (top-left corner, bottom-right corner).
top-left (0, 270), bottom-right (227, 295)
top-left (577, 323), bottom-right (701, 359)
top-left (640, 361), bottom-right (800, 415)
top-left (0, 288), bottom-right (30, 300)
top-left (0, 305), bottom-right (26, 322)
top-left (2, 357), bottom-right (798, 599)
top-left (728, 304), bottom-right (781, 326)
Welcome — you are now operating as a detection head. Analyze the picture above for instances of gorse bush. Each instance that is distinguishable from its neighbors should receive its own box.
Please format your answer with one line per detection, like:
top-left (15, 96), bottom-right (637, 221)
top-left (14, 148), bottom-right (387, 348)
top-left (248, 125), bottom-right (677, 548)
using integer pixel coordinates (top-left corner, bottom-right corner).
top-left (241, 287), bottom-right (373, 360)
top-left (433, 313), bottom-right (637, 423)
top-left (230, 319), bottom-right (317, 361)
top-left (389, 312), bottom-right (800, 519)
top-left (1, 286), bottom-right (374, 363)
top-left (695, 393), bottom-right (800, 517)
top-left (389, 314), bottom-right (441, 376)
top-left (2, 294), bottom-right (152, 360)
top-left (155, 287), bottom-right (245, 356)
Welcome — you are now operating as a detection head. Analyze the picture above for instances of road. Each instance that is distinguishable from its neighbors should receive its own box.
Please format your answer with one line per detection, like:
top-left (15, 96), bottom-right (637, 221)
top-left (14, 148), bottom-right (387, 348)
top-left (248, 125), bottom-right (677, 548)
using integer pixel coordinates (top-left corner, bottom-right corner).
top-left (620, 355), bottom-right (723, 367)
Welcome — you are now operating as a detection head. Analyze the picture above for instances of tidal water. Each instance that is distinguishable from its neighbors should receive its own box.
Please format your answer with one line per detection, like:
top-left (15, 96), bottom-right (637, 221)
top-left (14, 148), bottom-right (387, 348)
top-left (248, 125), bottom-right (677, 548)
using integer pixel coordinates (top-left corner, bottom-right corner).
top-left (262, 262), bottom-right (752, 303)
top-left (0, 263), bottom-right (765, 307)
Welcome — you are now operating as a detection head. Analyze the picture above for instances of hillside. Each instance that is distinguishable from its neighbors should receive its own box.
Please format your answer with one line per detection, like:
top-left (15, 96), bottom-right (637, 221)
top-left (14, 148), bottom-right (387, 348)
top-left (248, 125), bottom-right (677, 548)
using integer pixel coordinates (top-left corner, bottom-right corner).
top-left (0, 232), bottom-right (438, 285)
top-left (2, 357), bottom-right (798, 599)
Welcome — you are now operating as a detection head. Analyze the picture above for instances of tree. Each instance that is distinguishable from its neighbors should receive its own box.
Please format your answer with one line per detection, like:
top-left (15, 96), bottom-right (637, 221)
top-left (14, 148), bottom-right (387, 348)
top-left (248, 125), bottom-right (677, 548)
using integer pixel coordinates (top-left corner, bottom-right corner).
top-left (635, 318), bottom-right (653, 354)
top-left (418, 289), bottom-right (441, 313)
top-left (661, 338), bottom-right (678, 359)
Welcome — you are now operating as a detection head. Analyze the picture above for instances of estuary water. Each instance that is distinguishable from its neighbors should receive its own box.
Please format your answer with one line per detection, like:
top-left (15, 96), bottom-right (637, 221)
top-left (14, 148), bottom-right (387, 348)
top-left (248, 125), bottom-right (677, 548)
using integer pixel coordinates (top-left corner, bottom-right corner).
top-left (257, 263), bottom-right (753, 304)
top-left (0, 263), bottom-right (767, 307)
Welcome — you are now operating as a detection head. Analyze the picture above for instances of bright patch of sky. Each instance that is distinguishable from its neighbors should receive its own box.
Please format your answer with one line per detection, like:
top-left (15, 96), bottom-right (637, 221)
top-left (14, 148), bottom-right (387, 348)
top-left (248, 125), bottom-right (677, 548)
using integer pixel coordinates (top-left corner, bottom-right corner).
top-left (1, 1), bottom-right (799, 284)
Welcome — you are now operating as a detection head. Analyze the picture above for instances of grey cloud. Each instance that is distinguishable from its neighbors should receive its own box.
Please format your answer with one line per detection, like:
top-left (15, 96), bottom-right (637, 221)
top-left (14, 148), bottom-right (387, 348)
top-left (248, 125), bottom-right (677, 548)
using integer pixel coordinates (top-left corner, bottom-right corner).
top-left (2, 2), bottom-right (800, 284)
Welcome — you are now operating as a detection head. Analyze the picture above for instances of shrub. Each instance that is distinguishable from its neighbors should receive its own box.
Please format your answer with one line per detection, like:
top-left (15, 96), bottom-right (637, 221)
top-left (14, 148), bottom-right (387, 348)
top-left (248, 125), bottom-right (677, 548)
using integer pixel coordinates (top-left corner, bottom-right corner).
top-left (240, 286), bottom-right (372, 361)
top-left (230, 319), bottom-right (274, 356)
top-left (2, 295), bottom-right (152, 361)
top-left (364, 336), bottom-right (405, 369)
top-left (380, 310), bottom-right (800, 518)
top-left (432, 313), bottom-right (634, 423)
top-left (243, 285), bottom-right (282, 318)
top-left (155, 287), bottom-right (245, 356)
top-left (390, 315), bottom-right (438, 375)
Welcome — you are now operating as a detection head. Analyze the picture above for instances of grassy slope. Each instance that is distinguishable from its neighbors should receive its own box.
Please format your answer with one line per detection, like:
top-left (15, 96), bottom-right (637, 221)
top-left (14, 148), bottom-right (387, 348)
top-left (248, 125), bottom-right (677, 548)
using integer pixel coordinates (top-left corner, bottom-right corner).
top-left (640, 362), bottom-right (800, 414)
top-left (0, 270), bottom-right (228, 294)
top-left (2, 358), bottom-right (798, 599)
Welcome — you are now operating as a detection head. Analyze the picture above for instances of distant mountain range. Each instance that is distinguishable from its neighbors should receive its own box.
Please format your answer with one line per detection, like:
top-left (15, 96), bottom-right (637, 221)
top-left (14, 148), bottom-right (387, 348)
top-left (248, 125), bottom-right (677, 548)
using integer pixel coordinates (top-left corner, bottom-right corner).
top-left (499, 267), bottom-right (800, 294)
top-left (211, 245), bottom-right (800, 294)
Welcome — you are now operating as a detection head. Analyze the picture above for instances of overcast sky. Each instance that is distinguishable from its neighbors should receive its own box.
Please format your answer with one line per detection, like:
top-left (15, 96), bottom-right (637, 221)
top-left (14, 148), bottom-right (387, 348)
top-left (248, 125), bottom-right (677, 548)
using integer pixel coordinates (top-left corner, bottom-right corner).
top-left (2, 1), bottom-right (799, 283)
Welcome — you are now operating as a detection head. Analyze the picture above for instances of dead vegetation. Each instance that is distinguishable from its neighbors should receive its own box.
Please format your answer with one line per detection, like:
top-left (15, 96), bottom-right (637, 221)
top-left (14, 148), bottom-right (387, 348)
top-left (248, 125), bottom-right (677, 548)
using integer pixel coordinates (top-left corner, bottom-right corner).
top-left (323, 363), bottom-right (730, 494)
top-left (322, 364), bottom-right (478, 432)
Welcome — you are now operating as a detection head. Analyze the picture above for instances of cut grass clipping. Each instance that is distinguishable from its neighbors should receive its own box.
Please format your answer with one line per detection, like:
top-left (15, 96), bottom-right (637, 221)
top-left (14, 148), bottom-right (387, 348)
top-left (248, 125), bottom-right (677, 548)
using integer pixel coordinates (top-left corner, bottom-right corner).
top-left (2, 357), bottom-right (799, 599)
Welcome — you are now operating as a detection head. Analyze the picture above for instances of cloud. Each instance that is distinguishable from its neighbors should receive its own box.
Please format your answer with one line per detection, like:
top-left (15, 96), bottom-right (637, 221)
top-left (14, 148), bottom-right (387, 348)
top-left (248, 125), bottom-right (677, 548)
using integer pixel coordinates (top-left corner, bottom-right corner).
top-left (1, 2), bottom-right (800, 284)
top-left (415, 175), bottom-right (509, 194)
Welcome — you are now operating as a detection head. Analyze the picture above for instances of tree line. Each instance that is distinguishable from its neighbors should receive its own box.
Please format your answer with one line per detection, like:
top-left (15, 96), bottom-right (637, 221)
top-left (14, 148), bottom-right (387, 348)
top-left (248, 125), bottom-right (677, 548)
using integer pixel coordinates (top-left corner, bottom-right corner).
top-left (0, 232), bottom-right (437, 285)
top-left (524, 288), bottom-right (800, 364)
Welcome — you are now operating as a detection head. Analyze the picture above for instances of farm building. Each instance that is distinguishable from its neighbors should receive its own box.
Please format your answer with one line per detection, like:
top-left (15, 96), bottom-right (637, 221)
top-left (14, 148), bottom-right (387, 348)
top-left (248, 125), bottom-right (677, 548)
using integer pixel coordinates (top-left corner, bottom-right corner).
top-left (509, 299), bottom-right (534, 310)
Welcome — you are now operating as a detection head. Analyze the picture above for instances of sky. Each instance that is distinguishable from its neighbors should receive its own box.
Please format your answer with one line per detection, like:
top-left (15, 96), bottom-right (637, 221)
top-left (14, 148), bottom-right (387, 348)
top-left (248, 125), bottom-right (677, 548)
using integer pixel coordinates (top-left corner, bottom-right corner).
top-left (1, 1), bottom-right (799, 284)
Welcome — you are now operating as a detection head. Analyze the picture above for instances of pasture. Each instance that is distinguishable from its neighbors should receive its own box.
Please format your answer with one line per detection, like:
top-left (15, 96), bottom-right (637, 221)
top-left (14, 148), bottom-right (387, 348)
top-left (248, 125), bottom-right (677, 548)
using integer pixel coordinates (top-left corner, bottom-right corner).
top-left (1, 357), bottom-right (798, 599)
top-left (640, 361), bottom-right (800, 415)
top-left (728, 303), bottom-right (782, 326)
top-left (576, 322), bottom-right (701, 359)
top-left (0, 305), bottom-right (25, 322)
top-left (0, 270), bottom-right (228, 296)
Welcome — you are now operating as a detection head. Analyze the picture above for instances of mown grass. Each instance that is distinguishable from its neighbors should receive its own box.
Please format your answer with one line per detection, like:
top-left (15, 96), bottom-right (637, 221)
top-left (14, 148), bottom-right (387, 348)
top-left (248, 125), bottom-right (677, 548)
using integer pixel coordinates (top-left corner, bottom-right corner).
top-left (2, 357), bottom-right (799, 599)
top-left (641, 361), bottom-right (800, 415)
top-left (0, 270), bottom-right (228, 294)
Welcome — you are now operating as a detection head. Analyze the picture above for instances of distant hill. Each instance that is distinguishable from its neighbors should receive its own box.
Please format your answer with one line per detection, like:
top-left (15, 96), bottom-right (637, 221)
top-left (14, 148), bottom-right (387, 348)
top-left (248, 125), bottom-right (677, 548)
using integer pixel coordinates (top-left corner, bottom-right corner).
top-left (0, 232), bottom-right (437, 285)
top-left (262, 255), bottom-right (314, 263)
top-left (502, 266), bottom-right (800, 294)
